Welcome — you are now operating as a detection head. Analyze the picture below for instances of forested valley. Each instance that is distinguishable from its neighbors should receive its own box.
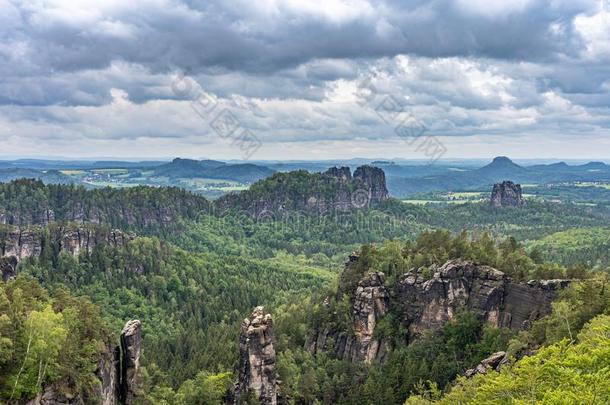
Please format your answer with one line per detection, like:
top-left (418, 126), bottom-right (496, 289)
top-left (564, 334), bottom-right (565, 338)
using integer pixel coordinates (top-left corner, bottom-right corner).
top-left (1, 170), bottom-right (609, 404)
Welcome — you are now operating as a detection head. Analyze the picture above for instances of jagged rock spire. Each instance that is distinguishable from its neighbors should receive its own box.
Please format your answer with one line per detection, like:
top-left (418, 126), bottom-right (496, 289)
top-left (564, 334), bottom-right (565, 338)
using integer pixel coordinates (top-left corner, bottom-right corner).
top-left (235, 306), bottom-right (278, 405)
top-left (491, 180), bottom-right (525, 207)
top-left (120, 320), bottom-right (142, 404)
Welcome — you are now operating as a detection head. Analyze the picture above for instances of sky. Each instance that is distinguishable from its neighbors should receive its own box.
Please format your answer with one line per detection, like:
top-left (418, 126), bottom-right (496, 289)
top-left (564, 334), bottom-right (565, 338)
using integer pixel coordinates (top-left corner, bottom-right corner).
top-left (1, 0), bottom-right (609, 160)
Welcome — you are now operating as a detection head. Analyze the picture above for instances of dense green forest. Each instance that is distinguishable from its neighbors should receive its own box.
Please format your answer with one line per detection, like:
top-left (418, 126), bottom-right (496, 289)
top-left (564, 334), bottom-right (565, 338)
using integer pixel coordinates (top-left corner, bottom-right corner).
top-left (1, 177), bottom-right (609, 403)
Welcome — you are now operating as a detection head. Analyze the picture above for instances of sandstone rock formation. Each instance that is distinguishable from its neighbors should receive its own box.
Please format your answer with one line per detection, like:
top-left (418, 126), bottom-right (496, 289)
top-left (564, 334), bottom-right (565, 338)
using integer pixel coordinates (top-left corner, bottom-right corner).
top-left (235, 307), bottom-right (278, 405)
top-left (464, 351), bottom-right (507, 377)
top-left (216, 165), bottom-right (391, 217)
top-left (1, 225), bottom-right (133, 267)
top-left (2, 228), bottom-right (43, 260)
top-left (59, 227), bottom-right (133, 256)
top-left (120, 320), bottom-right (142, 404)
top-left (0, 255), bottom-right (18, 282)
top-left (398, 260), bottom-right (569, 334)
top-left (95, 345), bottom-right (121, 405)
top-left (313, 256), bottom-right (569, 365)
top-left (311, 271), bottom-right (391, 364)
top-left (324, 166), bottom-right (352, 181)
top-left (27, 320), bottom-right (141, 405)
top-left (490, 180), bottom-right (525, 207)
top-left (25, 383), bottom-right (82, 405)
top-left (353, 165), bottom-right (390, 203)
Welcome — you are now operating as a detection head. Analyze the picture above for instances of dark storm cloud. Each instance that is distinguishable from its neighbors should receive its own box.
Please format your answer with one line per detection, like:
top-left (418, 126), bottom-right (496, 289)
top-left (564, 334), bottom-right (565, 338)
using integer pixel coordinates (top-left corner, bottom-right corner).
top-left (2, 0), bottom-right (598, 76)
top-left (0, 0), bottom-right (609, 159)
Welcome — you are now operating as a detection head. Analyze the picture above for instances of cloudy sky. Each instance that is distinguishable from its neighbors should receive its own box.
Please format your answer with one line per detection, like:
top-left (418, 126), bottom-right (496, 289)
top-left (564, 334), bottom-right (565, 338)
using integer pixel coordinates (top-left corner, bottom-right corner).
top-left (1, 0), bottom-right (609, 160)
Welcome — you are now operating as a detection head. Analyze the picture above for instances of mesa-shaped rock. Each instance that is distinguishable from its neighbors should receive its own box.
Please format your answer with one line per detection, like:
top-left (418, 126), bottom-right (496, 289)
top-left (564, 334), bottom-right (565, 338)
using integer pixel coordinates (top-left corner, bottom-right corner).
top-left (235, 306), bottom-right (278, 405)
top-left (490, 180), bottom-right (525, 207)
top-left (215, 165), bottom-right (390, 217)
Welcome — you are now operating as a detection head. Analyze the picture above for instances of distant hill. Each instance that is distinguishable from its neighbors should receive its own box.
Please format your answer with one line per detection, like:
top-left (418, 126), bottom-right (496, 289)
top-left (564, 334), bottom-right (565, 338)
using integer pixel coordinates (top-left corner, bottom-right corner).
top-left (205, 163), bottom-right (275, 183)
top-left (386, 156), bottom-right (610, 197)
top-left (476, 156), bottom-right (529, 179)
top-left (153, 158), bottom-right (274, 183)
top-left (0, 159), bottom-right (165, 170)
top-left (153, 158), bottom-right (226, 178)
top-left (0, 168), bottom-right (75, 184)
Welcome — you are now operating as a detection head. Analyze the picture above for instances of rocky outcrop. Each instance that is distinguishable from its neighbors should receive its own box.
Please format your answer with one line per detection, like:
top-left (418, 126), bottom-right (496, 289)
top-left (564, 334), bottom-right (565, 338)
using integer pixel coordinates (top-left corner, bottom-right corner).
top-left (0, 225), bottom-right (134, 269)
top-left (490, 181), bottom-right (525, 207)
top-left (313, 257), bottom-right (569, 365)
top-left (0, 255), bottom-right (18, 281)
top-left (311, 271), bottom-right (391, 364)
top-left (324, 166), bottom-right (352, 181)
top-left (353, 165), bottom-right (390, 203)
top-left (397, 260), bottom-right (569, 334)
top-left (27, 320), bottom-right (141, 405)
top-left (95, 344), bottom-right (121, 405)
top-left (464, 351), bottom-right (507, 377)
top-left (26, 383), bottom-right (84, 405)
top-left (351, 272), bottom-right (391, 363)
top-left (120, 320), bottom-right (142, 405)
top-left (59, 227), bottom-right (133, 256)
top-left (235, 307), bottom-right (278, 405)
top-left (216, 165), bottom-right (391, 217)
top-left (1, 228), bottom-right (43, 261)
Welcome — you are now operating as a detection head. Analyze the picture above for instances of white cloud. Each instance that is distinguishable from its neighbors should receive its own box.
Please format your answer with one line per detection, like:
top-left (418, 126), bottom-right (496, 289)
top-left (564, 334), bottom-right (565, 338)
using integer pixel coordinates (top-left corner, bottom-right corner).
top-left (0, 0), bottom-right (609, 158)
top-left (574, 8), bottom-right (610, 60)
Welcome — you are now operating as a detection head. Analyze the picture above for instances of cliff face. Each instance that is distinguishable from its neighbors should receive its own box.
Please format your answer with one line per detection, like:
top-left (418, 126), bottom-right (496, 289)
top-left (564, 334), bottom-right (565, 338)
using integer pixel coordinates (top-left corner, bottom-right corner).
top-left (0, 224), bottom-right (133, 278)
top-left (235, 307), bottom-right (278, 405)
top-left (59, 227), bottom-right (133, 257)
top-left (216, 165), bottom-right (391, 217)
top-left (396, 260), bottom-right (568, 334)
top-left (95, 344), bottom-right (120, 405)
top-left (1, 228), bottom-right (43, 261)
top-left (0, 256), bottom-right (17, 282)
top-left (120, 320), bottom-right (142, 405)
top-left (312, 257), bottom-right (569, 364)
top-left (353, 165), bottom-right (390, 203)
top-left (27, 319), bottom-right (141, 405)
top-left (0, 179), bottom-right (210, 232)
top-left (490, 181), bottom-right (525, 207)
top-left (311, 271), bottom-right (391, 364)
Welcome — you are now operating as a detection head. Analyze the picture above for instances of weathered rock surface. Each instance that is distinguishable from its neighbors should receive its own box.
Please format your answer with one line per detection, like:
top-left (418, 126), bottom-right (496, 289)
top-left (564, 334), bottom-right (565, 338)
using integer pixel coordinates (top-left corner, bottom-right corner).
top-left (313, 256), bottom-right (569, 365)
top-left (59, 227), bottom-right (133, 257)
top-left (352, 272), bottom-right (390, 364)
top-left (216, 165), bottom-right (391, 217)
top-left (0, 224), bottom-right (134, 269)
top-left (324, 166), bottom-right (352, 181)
top-left (28, 320), bottom-right (140, 405)
top-left (398, 260), bottom-right (569, 334)
top-left (311, 271), bottom-right (391, 364)
top-left (26, 383), bottom-right (84, 405)
top-left (120, 320), bottom-right (142, 405)
top-left (1, 228), bottom-right (43, 260)
top-left (0, 255), bottom-right (18, 281)
top-left (235, 306), bottom-right (278, 405)
top-left (353, 165), bottom-right (390, 203)
top-left (490, 180), bottom-right (525, 207)
top-left (464, 351), bottom-right (507, 377)
top-left (95, 344), bottom-right (121, 405)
